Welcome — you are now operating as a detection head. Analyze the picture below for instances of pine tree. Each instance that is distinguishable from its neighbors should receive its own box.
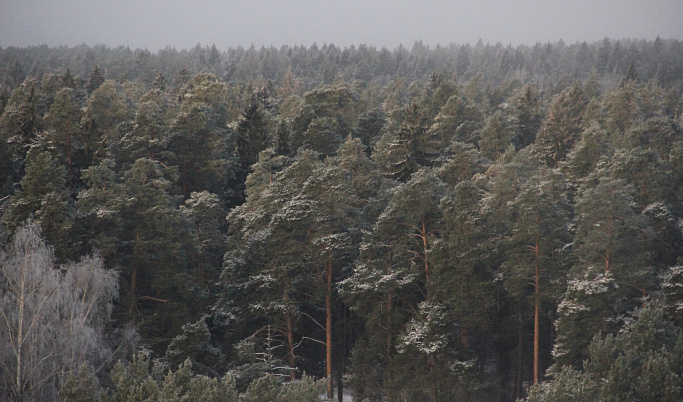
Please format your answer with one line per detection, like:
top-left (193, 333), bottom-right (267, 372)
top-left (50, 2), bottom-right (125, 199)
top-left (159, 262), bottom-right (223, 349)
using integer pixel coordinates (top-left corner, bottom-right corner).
top-left (531, 303), bottom-right (683, 401)
top-left (428, 92), bottom-right (484, 147)
top-left (230, 99), bottom-right (271, 206)
top-left (218, 151), bottom-right (321, 383)
top-left (78, 158), bottom-right (195, 352)
top-left (504, 168), bottom-right (571, 384)
top-left (119, 88), bottom-right (175, 167)
top-left (288, 84), bottom-right (357, 158)
top-left (430, 180), bottom-right (496, 394)
top-left (168, 73), bottom-right (231, 199)
top-left (80, 80), bottom-right (133, 166)
top-left (562, 124), bottom-right (613, 182)
top-left (343, 169), bottom-right (447, 400)
top-left (0, 77), bottom-right (42, 187)
top-left (43, 87), bottom-right (84, 179)
top-left (554, 174), bottom-right (654, 368)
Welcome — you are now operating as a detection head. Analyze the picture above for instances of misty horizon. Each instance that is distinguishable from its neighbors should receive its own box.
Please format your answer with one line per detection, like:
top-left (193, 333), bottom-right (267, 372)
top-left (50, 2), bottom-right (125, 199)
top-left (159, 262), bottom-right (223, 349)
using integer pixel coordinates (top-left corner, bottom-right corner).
top-left (1, 1), bottom-right (682, 52)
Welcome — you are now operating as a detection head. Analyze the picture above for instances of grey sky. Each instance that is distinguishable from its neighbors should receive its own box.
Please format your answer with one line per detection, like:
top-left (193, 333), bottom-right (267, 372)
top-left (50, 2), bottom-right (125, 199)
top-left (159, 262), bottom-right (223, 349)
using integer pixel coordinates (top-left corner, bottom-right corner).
top-left (1, 0), bottom-right (682, 51)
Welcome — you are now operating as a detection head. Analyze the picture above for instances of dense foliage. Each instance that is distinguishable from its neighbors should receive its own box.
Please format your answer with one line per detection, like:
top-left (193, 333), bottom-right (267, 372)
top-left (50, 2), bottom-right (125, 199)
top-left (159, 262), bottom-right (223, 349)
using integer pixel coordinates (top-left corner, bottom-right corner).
top-left (1, 38), bottom-right (683, 401)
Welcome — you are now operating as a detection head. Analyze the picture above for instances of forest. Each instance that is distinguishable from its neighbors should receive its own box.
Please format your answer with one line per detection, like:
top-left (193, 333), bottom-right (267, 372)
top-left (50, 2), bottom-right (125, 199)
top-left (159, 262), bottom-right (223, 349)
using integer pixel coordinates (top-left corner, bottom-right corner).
top-left (1, 37), bottom-right (683, 401)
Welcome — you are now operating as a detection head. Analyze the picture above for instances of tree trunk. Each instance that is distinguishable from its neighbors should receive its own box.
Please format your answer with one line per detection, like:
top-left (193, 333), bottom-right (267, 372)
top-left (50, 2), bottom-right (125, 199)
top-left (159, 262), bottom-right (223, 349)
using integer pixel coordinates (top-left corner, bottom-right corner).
top-left (421, 220), bottom-right (430, 285)
top-left (514, 309), bottom-right (523, 400)
top-left (284, 292), bottom-right (296, 381)
top-left (128, 264), bottom-right (137, 316)
top-left (386, 292), bottom-right (393, 402)
top-left (534, 232), bottom-right (540, 385)
top-left (326, 261), bottom-right (333, 400)
top-left (16, 275), bottom-right (25, 401)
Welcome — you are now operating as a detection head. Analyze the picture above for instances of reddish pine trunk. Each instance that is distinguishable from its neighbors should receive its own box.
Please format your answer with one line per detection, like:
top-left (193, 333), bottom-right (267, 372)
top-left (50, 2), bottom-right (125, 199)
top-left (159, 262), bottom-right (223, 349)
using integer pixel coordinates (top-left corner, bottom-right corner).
top-left (326, 261), bottom-right (333, 399)
top-left (534, 232), bottom-right (540, 384)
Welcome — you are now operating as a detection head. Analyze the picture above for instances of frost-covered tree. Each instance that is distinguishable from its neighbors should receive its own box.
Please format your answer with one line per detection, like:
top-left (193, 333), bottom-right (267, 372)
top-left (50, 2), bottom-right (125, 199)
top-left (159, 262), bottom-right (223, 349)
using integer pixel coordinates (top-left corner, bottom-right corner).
top-left (374, 101), bottom-right (438, 182)
top-left (119, 88), bottom-right (176, 167)
top-left (168, 73), bottom-right (232, 199)
top-left (478, 110), bottom-right (513, 161)
top-left (535, 84), bottom-right (587, 167)
top-left (343, 169), bottom-right (448, 400)
top-left (0, 222), bottom-right (118, 401)
top-left (504, 168), bottom-right (571, 384)
top-left (530, 303), bottom-right (683, 402)
top-left (554, 174), bottom-right (654, 368)
top-left (43, 87), bottom-right (84, 178)
top-left (80, 80), bottom-right (133, 167)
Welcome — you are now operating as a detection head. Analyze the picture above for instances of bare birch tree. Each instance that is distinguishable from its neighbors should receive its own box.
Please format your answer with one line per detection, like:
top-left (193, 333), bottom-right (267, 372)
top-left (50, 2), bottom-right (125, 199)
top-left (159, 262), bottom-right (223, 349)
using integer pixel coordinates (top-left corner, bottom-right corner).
top-left (0, 222), bottom-right (118, 401)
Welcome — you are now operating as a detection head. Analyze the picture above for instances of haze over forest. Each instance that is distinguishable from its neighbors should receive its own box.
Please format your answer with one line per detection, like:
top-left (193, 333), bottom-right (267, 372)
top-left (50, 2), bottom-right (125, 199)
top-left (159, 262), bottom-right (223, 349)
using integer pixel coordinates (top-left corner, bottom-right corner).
top-left (1, 0), bottom-right (682, 51)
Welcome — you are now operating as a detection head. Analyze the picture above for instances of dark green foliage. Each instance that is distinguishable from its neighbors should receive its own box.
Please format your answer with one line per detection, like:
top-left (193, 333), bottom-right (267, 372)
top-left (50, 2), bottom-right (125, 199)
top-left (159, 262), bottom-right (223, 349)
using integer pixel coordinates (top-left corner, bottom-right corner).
top-left (119, 88), bottom-right (175, 167)
top-left (2, 40), bottom-right (683, 402)
top-left (0, 77), bottom-right (42, 191)
top-left (533, 303), bottom-right (683, 402)
top-left (562, 124), bottom-right (613, 181)
top-left (235, 99), bottom-right (270, 172)
top-left (59, 365), bottom-right (102, 402)
top-left (288, 84), bottom-right (357, 157)
top-left (478, 110), bottom-right (513, 161)
top-left (164, 317), bottom-right (224, 376)
top-left (78, 158), bottom-right (198, 353)
top-left (86, 66), bottom-right (105, 94)
top-left (2, 151), bottom-right (74, 260)
top-left (535, 84), bottom-right (587, 167)
top-left (355, 108), bottom-right (386, 151)
top-left (509, 83), bottom-right (544, 150)
top-left (554, 174), bottom-right (655, 368)
top-left (169, 73), bottom-right (232, 199)
top-left (374, 101), bottom-right (438, 181)
top-left (43, 87), bottom-right (85, 178)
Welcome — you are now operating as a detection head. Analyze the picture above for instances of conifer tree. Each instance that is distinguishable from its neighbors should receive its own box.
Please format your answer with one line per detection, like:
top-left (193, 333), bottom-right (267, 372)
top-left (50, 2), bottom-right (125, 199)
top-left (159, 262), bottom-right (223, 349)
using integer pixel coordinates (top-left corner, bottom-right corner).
top-left (86, 65), bottom-right (104, 95)
top-left (0, 77), bottom-right (42, 187)
top-left (119, 88), bottom-right (175, 167)
top-left (2, 151), bottom-right (74, 261)
top-left (78, 158), bottom-right (195, 352)
top-left (535, 84), bottom-right (587, 167)
top-left (80, 80), bottom-right (133, 166)
top-left (554, 174), bottom-right (654, 368)
top-left (509, 83), bottom-right (543, 150)
top-left (478, 110), bottom-right (513, 161)
top-left (168, 73), bottom-right (231, 199)
top-left (43, 87), bottom-right (84, 179)
top-left (375, 101), bottom-right (437, 182)
top-left (504, 168), bottom-right (571, 384)
top-left (343, 169), bottom-right (446, 400)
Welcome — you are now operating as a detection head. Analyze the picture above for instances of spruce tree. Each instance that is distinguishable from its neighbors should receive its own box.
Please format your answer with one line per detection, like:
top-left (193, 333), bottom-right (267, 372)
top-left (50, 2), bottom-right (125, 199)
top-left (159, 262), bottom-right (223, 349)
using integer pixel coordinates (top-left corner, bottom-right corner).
top-left (535, 84), bottom-right (587, 167)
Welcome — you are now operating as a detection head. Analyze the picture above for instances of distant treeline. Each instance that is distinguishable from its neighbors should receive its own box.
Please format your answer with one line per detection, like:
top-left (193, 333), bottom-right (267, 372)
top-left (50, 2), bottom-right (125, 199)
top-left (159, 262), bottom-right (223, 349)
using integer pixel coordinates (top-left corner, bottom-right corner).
top-left (1, 37), bottom-right (682, 96)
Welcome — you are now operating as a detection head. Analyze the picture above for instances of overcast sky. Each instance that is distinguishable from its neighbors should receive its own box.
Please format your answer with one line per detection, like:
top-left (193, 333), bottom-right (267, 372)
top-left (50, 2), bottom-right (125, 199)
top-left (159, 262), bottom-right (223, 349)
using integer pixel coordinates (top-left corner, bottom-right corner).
top-left (1, 0), bottom-right (682, 51)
